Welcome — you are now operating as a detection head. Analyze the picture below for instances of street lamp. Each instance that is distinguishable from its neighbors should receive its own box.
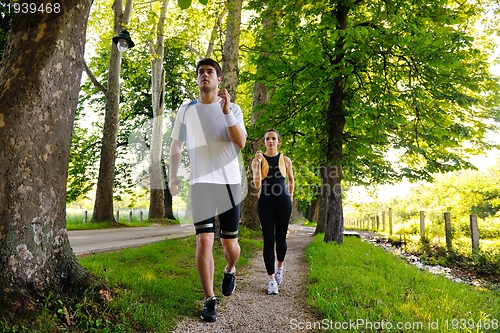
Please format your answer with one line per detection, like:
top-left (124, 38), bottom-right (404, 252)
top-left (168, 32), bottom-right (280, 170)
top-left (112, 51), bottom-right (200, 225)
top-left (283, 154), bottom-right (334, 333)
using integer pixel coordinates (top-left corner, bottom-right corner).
top-left (112, 29), bottom-right (135, 53)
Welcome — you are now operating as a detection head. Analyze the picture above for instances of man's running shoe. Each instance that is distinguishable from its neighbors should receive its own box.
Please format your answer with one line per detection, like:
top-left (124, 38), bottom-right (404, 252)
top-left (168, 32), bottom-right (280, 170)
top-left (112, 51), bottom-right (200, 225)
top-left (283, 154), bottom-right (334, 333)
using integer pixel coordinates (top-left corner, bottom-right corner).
top-left (275, 266), bottom-right (284, 285)
top-left (222, 270), bottom-right (236, 296)
top-left (200, 296), bottom-right (218, 322)
top-left (267, 279), bottom-right (279, 295)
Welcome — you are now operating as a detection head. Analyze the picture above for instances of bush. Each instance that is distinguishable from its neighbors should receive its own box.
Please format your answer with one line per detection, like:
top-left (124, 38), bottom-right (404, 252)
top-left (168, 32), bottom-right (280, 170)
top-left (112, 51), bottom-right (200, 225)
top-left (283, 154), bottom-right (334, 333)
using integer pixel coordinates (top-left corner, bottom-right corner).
top-left (394, 220), bottom-right (419, 236)
top-left (478, 216), bottom-right (500, 239)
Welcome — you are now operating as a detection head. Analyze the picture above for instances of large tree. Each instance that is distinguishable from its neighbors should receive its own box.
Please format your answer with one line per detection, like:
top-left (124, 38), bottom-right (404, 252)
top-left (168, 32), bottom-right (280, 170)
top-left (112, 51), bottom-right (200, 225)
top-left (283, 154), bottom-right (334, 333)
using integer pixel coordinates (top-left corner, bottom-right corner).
top-left (91, 0), bottom-right (133, 223)
top-left (0, 0), bottom-right (102, 307)
top-left (249, 0), bottom-right (500, 243)
top-left (148, 0), bottom-right (170, 219)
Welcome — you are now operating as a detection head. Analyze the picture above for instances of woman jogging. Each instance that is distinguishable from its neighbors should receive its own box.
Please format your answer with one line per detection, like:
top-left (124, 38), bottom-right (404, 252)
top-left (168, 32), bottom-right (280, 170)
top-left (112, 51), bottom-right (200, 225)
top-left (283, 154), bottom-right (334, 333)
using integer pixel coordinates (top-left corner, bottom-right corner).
top-left (251, 128), bottom-right (294, 295)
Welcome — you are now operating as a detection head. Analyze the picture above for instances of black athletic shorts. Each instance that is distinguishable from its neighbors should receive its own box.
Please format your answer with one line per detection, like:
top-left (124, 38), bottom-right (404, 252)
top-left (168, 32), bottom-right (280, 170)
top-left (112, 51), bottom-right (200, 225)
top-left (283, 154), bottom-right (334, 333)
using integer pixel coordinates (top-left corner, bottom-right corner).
top-left (191, 183), bottom-right (241, 239)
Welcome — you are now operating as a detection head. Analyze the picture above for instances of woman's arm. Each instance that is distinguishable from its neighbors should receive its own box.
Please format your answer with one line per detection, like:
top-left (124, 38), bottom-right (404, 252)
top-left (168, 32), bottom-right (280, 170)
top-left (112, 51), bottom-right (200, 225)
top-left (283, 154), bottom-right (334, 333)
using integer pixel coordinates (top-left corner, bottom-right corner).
top-left (285, 156), bottom-right (294, 200)
top-left (251, 151), bottom-right (263, 189)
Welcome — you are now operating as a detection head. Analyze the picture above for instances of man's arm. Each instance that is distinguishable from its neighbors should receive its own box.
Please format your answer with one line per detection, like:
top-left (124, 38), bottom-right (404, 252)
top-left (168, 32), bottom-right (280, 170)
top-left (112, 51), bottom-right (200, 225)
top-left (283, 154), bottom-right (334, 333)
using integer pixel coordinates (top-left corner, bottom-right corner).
top-left (218, 88), bottom-right (246, 150)
top-left (168, 139), bottom-right (183, 196)
top-left (227, 123), bottom-right (246, 150)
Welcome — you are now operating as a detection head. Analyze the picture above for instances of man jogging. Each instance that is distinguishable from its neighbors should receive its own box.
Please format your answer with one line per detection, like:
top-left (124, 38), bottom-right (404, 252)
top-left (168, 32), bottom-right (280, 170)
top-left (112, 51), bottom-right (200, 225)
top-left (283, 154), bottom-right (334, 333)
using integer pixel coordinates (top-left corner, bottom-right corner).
top-left (169, 58), bottom-right (246, 322)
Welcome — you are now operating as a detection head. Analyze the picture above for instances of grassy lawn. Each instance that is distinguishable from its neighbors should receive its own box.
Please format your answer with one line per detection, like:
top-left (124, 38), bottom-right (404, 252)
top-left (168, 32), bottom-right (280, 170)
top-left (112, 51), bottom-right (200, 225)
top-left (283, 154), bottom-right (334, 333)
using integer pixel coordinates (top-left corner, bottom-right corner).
top-left (3, 224), bottom-right (499, 332)
top-left (66, 209), bottom-right (155, 230)
top-left (306, 235), bottom-right (500, 333)
top-left (76, 226), bottom-right (262, 332)
top-left (0, 226), bottom-right (262, 333)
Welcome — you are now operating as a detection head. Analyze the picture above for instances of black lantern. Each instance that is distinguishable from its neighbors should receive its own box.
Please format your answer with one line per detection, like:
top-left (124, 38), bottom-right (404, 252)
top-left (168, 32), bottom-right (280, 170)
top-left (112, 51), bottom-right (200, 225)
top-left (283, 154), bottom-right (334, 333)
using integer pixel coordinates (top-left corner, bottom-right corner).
top-left (112, 29), bottom-right (135, 52)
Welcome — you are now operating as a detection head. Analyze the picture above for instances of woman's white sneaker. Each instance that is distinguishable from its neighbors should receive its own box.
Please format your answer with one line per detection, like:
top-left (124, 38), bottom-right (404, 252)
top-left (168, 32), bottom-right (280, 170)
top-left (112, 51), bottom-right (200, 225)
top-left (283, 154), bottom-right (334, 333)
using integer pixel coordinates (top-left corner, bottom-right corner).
top-left (267, 279), bottom-right (279, 295)
top-left (275, 267), bottom-right (284, 285)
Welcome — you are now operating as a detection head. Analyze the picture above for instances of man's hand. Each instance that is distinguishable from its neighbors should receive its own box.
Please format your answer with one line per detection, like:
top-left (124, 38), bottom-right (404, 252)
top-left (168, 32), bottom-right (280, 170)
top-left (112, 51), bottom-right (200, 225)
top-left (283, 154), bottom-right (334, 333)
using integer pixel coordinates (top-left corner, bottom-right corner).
top-left (169, 176), bottom-right (181, 196)
top-left (217, 88), bottom-right (231, 114)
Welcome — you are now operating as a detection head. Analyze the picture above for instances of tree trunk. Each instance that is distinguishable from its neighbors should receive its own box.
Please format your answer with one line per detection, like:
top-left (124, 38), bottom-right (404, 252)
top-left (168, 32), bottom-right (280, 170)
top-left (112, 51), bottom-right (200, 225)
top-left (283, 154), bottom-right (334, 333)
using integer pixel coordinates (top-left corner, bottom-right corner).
top-left (323, 166), bottom-right (344, 244)
top-left (149, 0), bottom-right (169, 220)
top-left (316, 190), bottom-right (328, 233)
top-left (290, 199), bottom-right (302, 221)
top-left (0, 0), bottom-right (102, 307)
top-left (306, 194), bottom-right (319, 222)
top-left (206, 11), bottom-right (226, 58)
top-left (240, 164), bottom-right (260, 229)
top-left (92, 0), bottom-right (133, 223)
top-left (239, 12), bottom-right (274, 230)
top-left (162, 158), bottom-right (176, 219)
top-left (314, 169), bottom-right (328, 234)
top-left (219, 0), bottom-right (243, 233)
top-left (220, 0), bottom-right (242, 102)
top-left (322, 4), bottom-right (348, 244)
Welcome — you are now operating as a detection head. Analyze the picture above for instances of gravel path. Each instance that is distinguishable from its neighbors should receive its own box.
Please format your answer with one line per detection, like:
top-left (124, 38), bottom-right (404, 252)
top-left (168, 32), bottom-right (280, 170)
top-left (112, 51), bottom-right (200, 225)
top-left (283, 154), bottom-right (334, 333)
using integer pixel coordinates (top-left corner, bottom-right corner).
top-left (171, 223), bottom-right (323, 333)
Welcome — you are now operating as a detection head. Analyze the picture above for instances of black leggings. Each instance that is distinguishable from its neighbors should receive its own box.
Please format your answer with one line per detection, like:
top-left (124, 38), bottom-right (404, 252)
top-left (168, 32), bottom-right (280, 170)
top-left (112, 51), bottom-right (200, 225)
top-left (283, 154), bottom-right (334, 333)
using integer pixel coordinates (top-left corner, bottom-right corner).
top-left (258, 194), bottom-right (292, 275)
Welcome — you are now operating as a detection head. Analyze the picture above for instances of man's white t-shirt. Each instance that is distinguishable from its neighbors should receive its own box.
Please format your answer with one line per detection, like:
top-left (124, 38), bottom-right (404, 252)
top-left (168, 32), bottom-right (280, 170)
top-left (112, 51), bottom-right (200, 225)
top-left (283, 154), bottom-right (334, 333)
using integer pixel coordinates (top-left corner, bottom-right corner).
top-left (171, 99), bottom-right (247, 185)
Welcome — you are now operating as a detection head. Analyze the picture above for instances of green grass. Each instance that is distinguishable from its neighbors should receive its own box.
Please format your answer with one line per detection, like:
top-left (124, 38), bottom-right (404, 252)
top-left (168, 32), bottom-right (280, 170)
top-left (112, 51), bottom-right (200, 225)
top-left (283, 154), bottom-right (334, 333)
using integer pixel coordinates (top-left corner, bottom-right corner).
top-left (0, 226), bottom-right (262, 332)
top-left (65, 209), bottom-right (179, 230)
top-left (3, 225), bottom-right (499, 332)
top-left (306, 235), bottom-right (500, 333)
top-left (78, 226), bottom-right (262, 332)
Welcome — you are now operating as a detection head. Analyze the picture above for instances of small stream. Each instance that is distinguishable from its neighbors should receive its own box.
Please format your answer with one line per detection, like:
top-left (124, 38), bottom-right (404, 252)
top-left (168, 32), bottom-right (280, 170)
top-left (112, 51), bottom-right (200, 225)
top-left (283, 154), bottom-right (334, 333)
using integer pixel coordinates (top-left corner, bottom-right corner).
top-left (361, 235), bottom-right (494, 289)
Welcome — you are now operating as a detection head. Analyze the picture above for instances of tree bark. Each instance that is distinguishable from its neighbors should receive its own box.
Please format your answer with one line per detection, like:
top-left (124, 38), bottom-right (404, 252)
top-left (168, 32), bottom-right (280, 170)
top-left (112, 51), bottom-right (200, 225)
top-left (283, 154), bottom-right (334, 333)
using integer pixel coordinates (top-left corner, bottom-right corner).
top-left (323, 166), bottom-right (344, 244)
top-left (92, 0), bottom-right (133, 223)
top-left (219, 0), bottom-right (243, 234)
top-left (149, 0), bottom-right (169, 220)
top-left (0, 0), bottom-right (102, 307)
top-left (323, 4), bottom-right (348, 244)
top-left (206, 11), bottom-right (226, 58)
top-left (239, 12), bottom-right (274, 230)
top-left (220, 0), bottom-right (242, 102)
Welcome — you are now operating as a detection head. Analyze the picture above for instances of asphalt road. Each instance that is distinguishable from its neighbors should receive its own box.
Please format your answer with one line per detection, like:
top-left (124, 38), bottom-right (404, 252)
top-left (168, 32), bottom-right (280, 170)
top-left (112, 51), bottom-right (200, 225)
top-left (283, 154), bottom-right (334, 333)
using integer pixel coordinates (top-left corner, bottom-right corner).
top-left (68, 222), bottom-right (366, 256)
top-left (68, 223), bottom-right (195, 255)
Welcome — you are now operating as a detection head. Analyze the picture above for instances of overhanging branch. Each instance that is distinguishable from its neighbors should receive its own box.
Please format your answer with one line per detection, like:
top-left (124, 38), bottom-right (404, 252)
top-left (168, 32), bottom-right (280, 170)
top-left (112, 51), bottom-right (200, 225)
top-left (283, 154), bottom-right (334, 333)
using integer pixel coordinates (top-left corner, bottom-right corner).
top-left (83, 61), bottom-right (107, 93)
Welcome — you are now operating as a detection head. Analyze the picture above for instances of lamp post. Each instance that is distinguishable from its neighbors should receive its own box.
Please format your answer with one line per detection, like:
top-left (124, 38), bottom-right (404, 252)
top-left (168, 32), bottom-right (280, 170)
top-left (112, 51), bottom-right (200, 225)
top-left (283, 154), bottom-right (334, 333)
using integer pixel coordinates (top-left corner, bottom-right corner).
top-left (92, 29), bottom-right (135, 223)
top-left (112, 29), bottom-right (135, 53)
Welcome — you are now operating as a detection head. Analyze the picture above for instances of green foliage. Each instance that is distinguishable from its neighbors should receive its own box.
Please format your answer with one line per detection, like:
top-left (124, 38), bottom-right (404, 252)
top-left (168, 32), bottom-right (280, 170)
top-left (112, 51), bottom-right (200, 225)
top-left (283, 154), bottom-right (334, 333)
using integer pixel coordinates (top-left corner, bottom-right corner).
top-left (246, 0), bottom-right (500, 189)
top-left (176, 0), bottom-right (212, 9)
top-left (70, 0), bottom-right (238, 205)
top-left (306, 235), bottom-right (500, 332)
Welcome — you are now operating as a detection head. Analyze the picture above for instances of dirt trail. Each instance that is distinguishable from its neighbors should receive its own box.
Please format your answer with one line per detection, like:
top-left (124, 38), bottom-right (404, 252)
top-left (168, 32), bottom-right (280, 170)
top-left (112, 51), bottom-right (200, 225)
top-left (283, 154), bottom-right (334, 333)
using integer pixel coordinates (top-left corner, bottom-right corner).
top-left (171, 224), bottom-right (323, 333)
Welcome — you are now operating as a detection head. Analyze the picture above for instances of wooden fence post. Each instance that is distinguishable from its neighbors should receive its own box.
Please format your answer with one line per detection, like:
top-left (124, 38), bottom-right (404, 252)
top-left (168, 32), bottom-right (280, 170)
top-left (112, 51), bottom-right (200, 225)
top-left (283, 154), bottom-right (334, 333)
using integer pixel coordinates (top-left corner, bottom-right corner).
top-left (389, 207), bottom-right (393, 235)
top-left (444, 212), bottom-right (452, 252)
top-left (140, 210), bottom-right (143, 222)
top-left (382, 211), bottom-right (386, 231)
top-left (116, 211), bottom-right (120, 222)
top-left (470, 214), bottom-right (479, 250)
top-left (129, 211), bottom-right (133, 223)
top-left (83, 211), bottom-right (87, 223)
top-left (420, 211), bottom-right (425, 241)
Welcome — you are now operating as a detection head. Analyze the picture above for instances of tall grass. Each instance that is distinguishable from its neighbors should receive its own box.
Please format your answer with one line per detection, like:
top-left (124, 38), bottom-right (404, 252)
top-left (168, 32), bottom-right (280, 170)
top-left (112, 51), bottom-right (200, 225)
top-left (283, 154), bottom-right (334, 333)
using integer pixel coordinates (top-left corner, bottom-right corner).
top-left (306, 235), bottom-right (500, 333)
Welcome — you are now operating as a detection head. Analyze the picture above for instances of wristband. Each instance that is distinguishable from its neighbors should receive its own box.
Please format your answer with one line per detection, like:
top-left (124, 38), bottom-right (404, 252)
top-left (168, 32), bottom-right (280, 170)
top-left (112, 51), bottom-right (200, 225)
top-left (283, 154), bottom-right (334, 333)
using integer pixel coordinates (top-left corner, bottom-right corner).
top-left (224, 111), bottom-right (237, 127)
